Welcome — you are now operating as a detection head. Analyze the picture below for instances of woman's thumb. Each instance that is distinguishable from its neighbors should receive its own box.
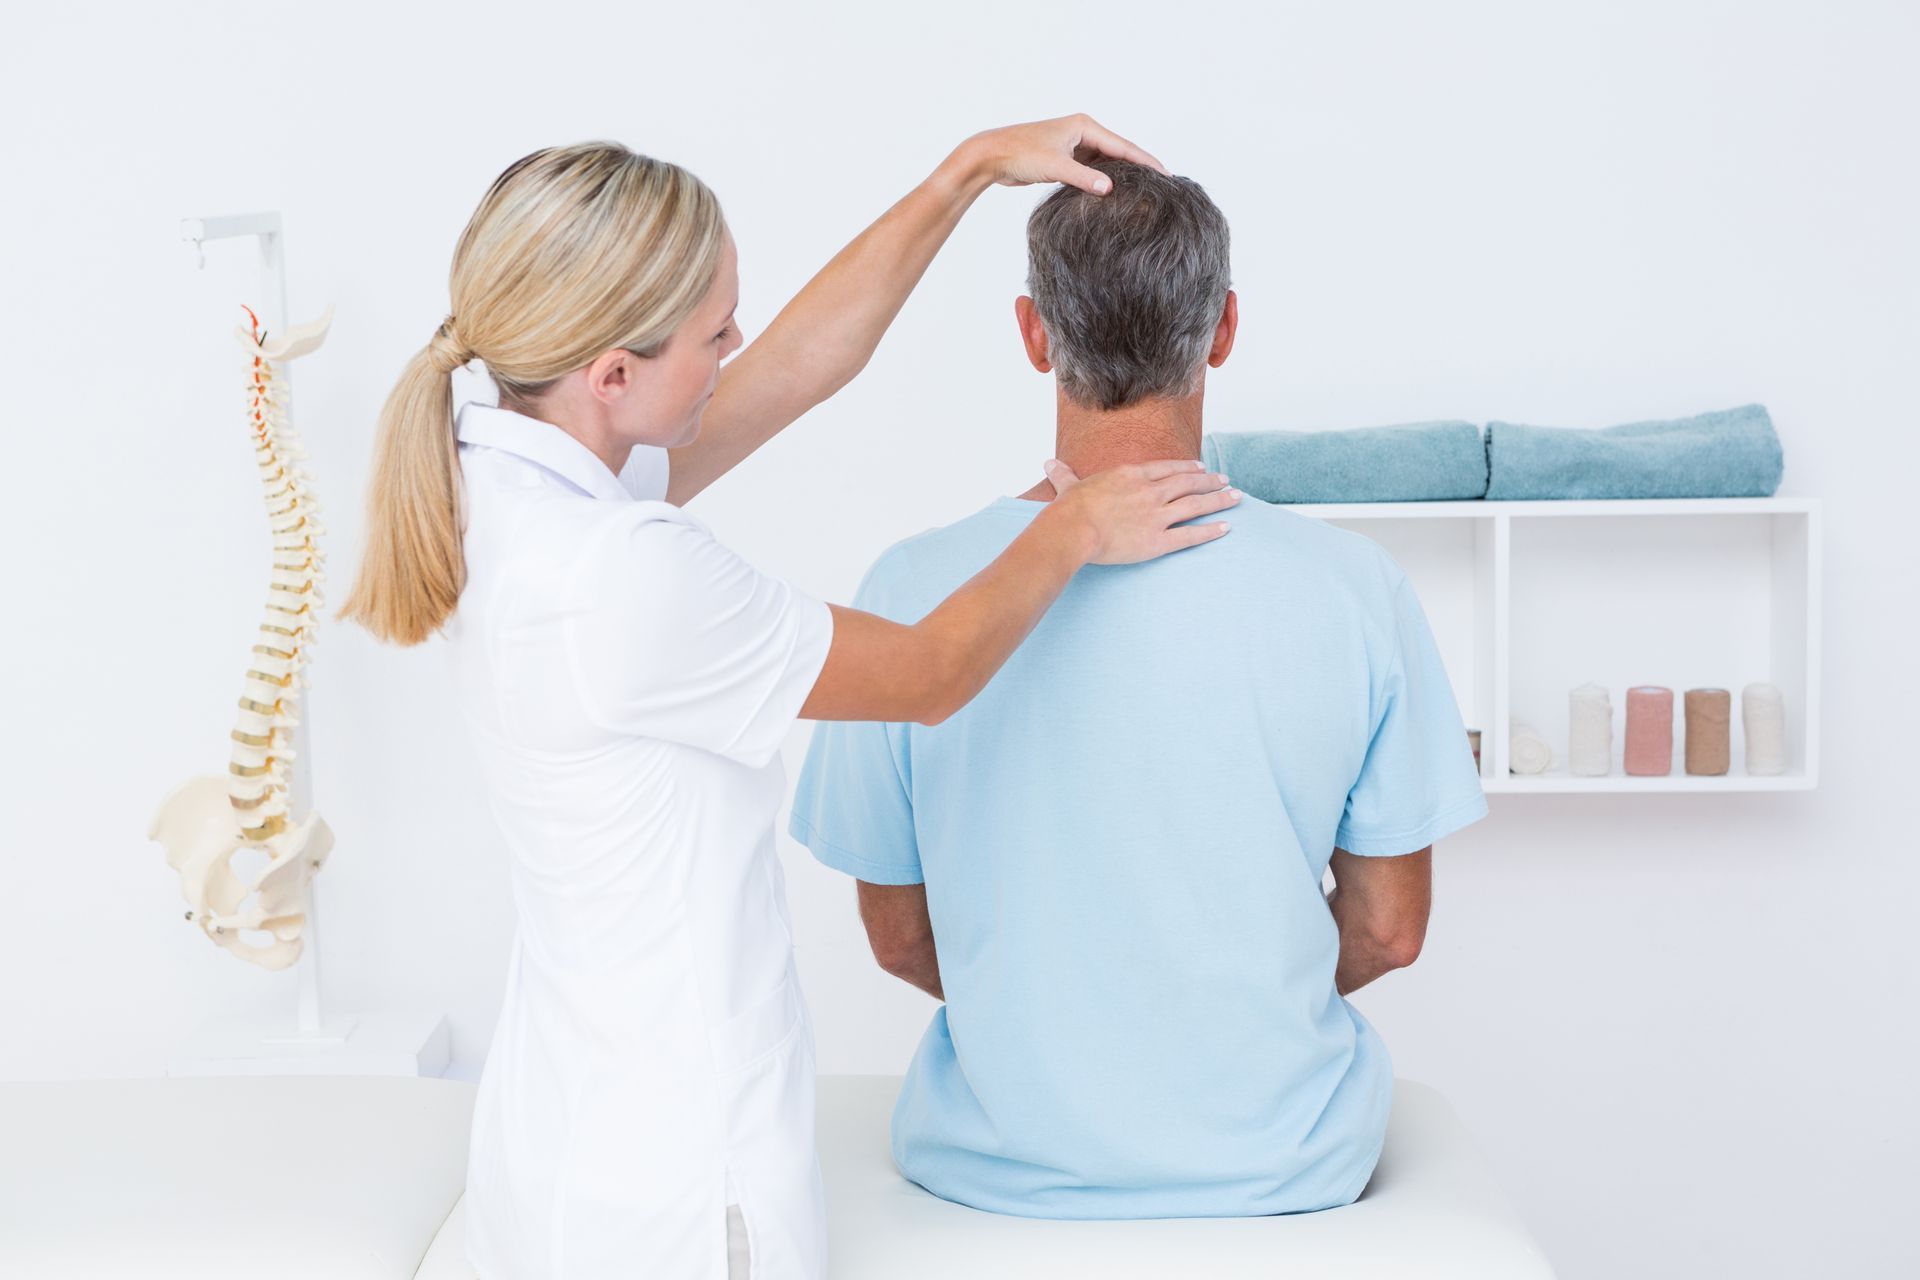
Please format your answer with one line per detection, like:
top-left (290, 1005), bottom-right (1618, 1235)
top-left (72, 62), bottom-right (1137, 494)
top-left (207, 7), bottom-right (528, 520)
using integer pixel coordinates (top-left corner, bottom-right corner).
top-left (1043, 459), bottom-right (1080, 493)
top-left (1066, 163), bottom-right (1113, 195)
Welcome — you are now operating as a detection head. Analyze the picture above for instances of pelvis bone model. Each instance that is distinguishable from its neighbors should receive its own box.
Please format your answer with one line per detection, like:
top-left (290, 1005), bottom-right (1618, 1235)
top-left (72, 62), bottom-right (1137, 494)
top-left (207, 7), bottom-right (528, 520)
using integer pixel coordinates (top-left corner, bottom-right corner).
top-left (149, 304), bottom-right (336, 971)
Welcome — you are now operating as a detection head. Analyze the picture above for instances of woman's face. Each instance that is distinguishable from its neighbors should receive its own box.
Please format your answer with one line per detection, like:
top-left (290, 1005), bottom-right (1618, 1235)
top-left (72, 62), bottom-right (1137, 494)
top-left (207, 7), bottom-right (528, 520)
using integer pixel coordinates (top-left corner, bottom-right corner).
top-left (619, 230), bottom-right (742, 450)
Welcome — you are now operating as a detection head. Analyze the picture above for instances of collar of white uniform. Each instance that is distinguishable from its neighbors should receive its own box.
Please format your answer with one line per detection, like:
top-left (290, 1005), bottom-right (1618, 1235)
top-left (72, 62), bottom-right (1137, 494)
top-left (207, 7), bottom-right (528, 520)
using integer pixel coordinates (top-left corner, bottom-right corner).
top-left (454, 401), bottom-right (644, 503)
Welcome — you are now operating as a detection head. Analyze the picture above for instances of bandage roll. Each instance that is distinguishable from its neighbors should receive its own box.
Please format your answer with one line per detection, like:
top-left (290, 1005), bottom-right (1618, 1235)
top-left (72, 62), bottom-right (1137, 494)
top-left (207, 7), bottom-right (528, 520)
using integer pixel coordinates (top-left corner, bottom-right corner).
top-left (1624, 686), bottom-right (1674, 776)
top-left (1509, 721), bottom-right (1554, 775)
top-left (1568, 683), bottom-right (1613, 776)
top-left (1684, 688), bottom-right (1732, 775)
top-left (1743, 682), bottom-right (1788, 775)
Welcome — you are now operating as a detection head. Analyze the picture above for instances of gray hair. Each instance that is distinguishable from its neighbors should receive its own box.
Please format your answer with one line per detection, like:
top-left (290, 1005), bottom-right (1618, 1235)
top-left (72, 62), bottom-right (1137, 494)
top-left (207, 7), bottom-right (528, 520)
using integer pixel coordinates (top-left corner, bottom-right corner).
top-left (1025, 158), bottom-right (1232, 411)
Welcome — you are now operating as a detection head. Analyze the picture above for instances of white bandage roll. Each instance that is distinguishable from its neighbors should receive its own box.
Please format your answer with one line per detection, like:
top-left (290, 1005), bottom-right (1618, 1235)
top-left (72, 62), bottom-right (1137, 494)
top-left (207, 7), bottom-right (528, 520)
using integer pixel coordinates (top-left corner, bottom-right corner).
top-left (1742, 681), bottom-right (1788, 775)
top-left (1569, 683), bottom-right (1613, 776)
top-left (1509, 720), bottom-right (1555, 775)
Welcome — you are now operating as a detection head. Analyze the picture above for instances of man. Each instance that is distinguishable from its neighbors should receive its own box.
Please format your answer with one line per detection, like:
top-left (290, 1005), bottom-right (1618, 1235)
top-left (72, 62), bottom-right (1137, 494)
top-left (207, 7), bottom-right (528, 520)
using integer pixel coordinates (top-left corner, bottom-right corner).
top-left (789, 159), bottom-right (1486, 1219)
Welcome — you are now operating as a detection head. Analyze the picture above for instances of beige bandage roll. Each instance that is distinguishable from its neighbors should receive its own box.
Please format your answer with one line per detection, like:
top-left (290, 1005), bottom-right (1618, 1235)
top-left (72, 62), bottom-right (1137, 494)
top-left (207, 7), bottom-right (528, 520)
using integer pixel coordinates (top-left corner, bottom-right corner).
top-left (1684, 688), bottom-right (1731, 775)
top-left (1509, 720), bottom-right (1554, 775)
top-left (1568, 683), bottom-right (1613, 776)
top-left (1743, 682), bottom-right (1788, 775)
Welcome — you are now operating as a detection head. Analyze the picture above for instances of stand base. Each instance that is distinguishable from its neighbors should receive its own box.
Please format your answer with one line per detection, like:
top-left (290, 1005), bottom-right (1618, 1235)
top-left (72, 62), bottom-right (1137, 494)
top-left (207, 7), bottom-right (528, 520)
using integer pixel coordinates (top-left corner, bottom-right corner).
top-left (166, 1010), bottom-right (451, 1078)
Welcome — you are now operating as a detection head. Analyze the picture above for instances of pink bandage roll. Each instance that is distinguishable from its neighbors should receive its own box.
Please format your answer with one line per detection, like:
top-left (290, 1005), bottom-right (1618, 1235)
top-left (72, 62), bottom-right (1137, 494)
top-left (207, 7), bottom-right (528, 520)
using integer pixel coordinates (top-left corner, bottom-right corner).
top-left (1624, 686), bottom-right (1674, 776)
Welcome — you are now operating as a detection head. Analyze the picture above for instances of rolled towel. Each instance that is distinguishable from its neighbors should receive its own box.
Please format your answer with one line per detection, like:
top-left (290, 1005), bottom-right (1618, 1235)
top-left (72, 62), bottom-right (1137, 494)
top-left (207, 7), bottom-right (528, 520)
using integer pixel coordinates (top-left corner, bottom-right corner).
top-left (1743, 682), bottom-right (1788, 775)
top-left (1202, 421), bottom-right (1487, 504)
top-left (1684, 688), bottom-right (1732, 776)
top-left (1568, 683), bottom-right (1613, 776)
top-left (1625, 686), bottom-right (1675, 775)
top-left (1509, 721), bottom-right (1554, 775)
top-left (1484, 404), bottom-right (1783, 500)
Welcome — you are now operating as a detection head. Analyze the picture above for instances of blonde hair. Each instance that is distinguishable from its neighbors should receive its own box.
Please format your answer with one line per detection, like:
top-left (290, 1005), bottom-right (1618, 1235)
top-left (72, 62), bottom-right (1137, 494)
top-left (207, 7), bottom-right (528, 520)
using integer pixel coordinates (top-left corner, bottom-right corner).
top-left (340, 142), bottom-right (727, 645)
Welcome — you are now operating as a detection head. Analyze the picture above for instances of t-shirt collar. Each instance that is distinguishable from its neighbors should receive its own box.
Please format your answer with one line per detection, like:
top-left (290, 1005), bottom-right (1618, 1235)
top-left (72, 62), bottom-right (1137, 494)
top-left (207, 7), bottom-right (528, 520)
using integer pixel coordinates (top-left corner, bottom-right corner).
top-left (454, 401), bottom-right (634, 503)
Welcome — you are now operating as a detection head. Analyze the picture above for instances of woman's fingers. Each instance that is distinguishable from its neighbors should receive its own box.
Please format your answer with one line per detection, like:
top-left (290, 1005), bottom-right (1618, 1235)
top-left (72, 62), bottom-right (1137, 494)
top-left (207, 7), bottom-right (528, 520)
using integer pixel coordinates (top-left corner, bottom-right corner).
top-left (1125, 458), bottom-right (1211, 482)
top-left (1060, 161), bottom-right (1115, 196)
top-left (977, 115), bottom-right (1167, 192)
top-left (1152, 467), bottom-right (1232, 500)
top-left (1056, 459), bottom-right (1225, 497)
top-left (1161, 488), bottom-right (1241, 527)
top-left (1072, 115), bottom-right (1169, 176)
top-left (1066, 463), bottom-right (1236, 565)
top-left (1159, 521), bottom-right (1232, 552)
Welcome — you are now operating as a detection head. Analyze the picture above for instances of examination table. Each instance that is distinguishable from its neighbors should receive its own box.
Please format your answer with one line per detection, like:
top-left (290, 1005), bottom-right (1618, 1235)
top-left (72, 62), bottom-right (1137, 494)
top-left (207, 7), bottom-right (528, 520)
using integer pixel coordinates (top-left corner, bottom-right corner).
top-left (0, 1073), bottom-right (1552, 1277)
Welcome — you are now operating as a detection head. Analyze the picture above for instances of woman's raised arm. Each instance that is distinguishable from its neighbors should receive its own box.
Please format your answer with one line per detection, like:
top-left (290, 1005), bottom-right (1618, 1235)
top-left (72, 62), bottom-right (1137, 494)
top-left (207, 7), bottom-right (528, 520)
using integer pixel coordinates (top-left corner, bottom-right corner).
top-left (666, 115), bottom-right (1166, 505)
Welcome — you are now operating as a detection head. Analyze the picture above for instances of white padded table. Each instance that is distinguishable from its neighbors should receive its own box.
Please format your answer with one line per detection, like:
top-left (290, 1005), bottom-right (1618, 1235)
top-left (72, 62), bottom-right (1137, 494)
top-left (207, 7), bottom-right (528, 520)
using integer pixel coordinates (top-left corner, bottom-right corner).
top-left (1, 1075), bottom-right (473, 1279)
top-left (0, 1073), bottom-right (1550, 1278)
top-left (812, 1075), bottom-right (1552, 1279)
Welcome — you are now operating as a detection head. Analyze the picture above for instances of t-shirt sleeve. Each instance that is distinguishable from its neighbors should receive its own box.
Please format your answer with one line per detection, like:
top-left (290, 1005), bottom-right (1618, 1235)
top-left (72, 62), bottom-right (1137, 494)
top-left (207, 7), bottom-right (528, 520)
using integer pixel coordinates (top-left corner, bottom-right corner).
top-left (1335, 575), bottom-right (1488, 857)
top-left (787, 554), bottom-right (923, 885)
top-left (567, 511), bottom-right (833, 768)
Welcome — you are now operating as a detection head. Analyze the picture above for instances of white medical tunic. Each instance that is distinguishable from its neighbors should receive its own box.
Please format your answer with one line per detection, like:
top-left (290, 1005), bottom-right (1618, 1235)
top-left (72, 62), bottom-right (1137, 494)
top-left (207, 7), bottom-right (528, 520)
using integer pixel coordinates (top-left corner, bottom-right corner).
top-left (447, 402), bottom-right (834, 1280)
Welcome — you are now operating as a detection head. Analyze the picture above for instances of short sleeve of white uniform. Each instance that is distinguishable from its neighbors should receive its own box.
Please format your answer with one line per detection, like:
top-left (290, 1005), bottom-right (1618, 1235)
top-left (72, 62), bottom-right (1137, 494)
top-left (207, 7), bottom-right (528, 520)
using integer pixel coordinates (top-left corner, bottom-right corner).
top-left (566, 508), bottom-right (834, 768)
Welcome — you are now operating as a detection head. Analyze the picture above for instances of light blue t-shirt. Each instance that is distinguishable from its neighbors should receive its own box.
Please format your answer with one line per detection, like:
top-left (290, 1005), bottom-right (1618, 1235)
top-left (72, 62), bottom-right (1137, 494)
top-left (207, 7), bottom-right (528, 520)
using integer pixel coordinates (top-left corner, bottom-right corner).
top-left (789, 493), bottom-right (1487, 1219)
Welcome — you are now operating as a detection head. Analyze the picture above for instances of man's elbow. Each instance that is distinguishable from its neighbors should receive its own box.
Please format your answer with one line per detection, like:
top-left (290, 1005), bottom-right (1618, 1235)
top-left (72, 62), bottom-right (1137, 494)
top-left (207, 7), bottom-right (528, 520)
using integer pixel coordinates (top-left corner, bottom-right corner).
top-left (867, 927), bottom-right (933, 979)
top-left (1375, 921), bottom-right (1427, 971)
top-left (872, 940), bottom-right (941, 998)
top-left (868, 934), bottom-right (916, 977)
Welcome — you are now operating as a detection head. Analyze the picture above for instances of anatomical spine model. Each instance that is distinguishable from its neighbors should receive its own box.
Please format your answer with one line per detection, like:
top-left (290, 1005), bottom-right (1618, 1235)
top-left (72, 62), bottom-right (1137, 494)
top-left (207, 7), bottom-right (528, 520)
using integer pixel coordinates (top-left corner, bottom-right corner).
top-left (148, 304), bottom-right (336, 971)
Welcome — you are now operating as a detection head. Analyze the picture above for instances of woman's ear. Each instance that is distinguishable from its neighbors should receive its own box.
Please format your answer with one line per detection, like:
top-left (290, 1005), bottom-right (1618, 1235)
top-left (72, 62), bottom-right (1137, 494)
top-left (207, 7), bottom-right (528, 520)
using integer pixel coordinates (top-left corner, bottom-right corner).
top-left (585, 348), bottom-right (638, 404)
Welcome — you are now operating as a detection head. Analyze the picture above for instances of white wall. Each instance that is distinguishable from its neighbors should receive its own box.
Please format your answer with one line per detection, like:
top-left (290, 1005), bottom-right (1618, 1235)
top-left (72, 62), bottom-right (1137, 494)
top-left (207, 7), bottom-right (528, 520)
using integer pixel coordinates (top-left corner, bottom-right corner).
top-left (4, 2), bottom-right (1914, 1275)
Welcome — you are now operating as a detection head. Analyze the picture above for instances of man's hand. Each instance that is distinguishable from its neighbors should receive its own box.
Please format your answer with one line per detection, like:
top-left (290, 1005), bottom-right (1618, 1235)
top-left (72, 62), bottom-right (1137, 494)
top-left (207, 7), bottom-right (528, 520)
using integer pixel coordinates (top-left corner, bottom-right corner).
top-left (1326, 846), bottom-right (1432, 995)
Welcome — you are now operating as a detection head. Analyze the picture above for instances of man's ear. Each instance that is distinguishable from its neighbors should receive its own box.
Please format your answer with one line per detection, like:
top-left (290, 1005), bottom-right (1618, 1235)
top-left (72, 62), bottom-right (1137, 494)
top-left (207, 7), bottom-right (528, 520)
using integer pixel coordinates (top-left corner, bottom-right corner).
top-left (1207, 290), bottom-right (1239, 368)
top-left (1014, 296), bottom-right (1052, 373)
top-left (584, 348), bottom-right (636, 404)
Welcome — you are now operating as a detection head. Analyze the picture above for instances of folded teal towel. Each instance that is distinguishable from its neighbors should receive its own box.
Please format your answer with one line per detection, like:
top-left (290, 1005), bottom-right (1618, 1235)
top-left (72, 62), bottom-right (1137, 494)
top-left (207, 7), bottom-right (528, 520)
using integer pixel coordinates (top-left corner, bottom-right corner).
top-left (1201, 421), bottom-right (1487, 504)
top-left (1484, 404), bottom-right (1782, 499)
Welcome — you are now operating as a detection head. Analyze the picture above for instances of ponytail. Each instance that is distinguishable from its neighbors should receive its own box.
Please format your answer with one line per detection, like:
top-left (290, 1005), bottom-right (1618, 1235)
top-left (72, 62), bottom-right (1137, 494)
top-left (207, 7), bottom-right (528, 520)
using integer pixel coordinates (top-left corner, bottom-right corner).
top-left (338, 323), bottom-right (468, 645)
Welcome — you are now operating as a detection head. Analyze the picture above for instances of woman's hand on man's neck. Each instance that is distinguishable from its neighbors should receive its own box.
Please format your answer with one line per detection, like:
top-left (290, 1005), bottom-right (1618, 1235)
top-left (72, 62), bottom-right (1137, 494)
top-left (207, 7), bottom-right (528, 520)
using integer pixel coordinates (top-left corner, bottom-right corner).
top-left (1016, 391), bottom-right (1205, 501)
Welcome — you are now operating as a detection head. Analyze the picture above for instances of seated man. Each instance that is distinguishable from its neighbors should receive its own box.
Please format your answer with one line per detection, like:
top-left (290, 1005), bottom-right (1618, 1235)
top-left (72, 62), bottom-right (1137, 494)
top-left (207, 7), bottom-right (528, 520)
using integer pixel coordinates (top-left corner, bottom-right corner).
top-left (789, 158), bottom-right (1487, 1219)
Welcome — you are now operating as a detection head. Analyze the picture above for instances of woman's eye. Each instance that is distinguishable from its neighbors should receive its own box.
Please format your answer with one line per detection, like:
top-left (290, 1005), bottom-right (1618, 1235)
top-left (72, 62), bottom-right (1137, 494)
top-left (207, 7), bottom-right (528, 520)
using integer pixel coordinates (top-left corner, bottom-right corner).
top-left (715, 325), bottom-right (734, 342)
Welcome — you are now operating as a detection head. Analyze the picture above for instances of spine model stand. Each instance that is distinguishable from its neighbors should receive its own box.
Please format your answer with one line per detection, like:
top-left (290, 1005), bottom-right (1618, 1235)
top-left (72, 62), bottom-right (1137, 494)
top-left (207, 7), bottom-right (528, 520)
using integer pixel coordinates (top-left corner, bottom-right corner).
top-left (149, 304), bottom-right (336, 970)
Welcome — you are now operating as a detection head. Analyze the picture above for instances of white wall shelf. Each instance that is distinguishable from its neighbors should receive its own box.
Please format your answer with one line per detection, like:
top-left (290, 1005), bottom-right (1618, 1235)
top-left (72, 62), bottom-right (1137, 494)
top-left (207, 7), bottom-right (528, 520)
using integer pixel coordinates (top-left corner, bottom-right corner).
top-left (1281, 498), bottom-right (1822, 794)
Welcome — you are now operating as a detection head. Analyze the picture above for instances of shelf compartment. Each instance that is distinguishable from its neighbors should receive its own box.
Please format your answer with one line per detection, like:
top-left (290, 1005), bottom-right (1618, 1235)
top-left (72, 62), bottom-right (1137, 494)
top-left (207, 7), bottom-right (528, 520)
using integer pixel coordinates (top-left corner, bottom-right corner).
top-left (1283, 498), bottom-right (1820, 795)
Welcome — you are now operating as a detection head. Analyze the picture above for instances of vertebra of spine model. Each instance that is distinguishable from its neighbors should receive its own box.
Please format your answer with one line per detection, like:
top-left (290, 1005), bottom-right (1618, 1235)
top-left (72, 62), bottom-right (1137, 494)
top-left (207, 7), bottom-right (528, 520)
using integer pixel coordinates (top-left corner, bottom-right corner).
top-left (149, 303), bottom-right (337, 971)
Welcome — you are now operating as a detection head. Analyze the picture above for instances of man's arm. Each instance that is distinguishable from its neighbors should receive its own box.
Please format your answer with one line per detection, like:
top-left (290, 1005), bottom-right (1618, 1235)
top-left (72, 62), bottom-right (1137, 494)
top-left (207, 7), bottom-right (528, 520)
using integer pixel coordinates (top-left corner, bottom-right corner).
top-left (856, 881), bottom-right (943, 1001)
top-left (1325, 846), bottom-right (1432, 995)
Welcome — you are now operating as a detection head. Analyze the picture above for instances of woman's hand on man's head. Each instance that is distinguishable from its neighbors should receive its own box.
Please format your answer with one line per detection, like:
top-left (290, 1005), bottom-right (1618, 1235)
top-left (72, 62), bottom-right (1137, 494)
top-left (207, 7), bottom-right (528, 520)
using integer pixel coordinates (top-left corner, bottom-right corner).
top-left (960, 113), bottom-right (1168, 196)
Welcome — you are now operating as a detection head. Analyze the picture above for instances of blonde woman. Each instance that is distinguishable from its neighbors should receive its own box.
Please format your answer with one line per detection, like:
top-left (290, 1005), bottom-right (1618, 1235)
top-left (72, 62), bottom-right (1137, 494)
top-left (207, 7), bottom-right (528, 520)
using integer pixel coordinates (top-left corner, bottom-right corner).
top-left (342, 119), bottom-right (1237, 1280)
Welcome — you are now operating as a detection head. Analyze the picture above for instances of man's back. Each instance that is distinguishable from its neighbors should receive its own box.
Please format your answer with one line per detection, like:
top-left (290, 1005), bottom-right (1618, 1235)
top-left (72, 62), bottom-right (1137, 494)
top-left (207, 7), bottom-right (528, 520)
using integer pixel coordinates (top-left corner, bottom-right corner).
top-left (791, 492), bottom-right (1486, 1218)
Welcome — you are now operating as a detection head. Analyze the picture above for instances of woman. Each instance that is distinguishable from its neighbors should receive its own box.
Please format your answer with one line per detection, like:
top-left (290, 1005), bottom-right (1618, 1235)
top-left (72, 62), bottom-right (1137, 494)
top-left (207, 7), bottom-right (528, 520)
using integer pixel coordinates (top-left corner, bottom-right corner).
top-left (342, 117), bottom-right (1237, 1280)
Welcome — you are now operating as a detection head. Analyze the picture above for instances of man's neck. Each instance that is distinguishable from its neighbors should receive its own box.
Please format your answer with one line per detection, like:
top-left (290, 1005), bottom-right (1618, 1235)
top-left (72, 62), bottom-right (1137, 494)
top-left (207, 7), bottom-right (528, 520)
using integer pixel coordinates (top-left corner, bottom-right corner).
top-left (1016, 386), bottom-right (1205, 501)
